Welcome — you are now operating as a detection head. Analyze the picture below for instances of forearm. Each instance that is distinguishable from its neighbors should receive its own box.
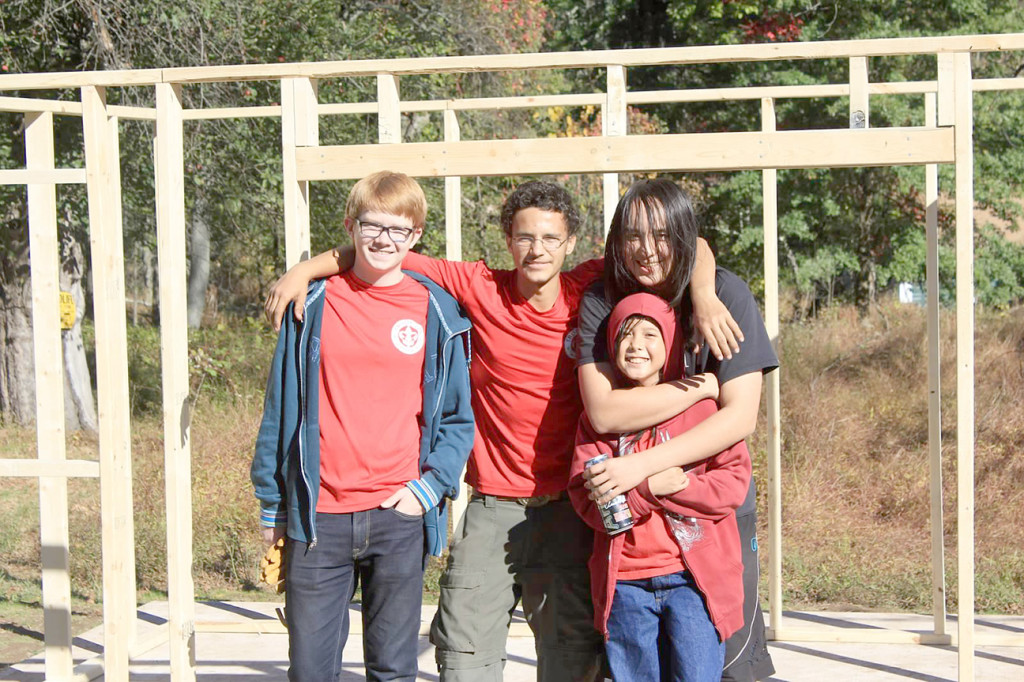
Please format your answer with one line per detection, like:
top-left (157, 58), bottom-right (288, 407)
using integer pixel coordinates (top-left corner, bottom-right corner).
top-left (298, 248), bottom-right (347, 279)
top-left (578, 362), bottom-right (716, 434)
top-left (622, 407), bottom-right (755, 480)
top-left (692, 237), bottom-right (716, 291)
top-left (644, 451), bottom-right (751, 519)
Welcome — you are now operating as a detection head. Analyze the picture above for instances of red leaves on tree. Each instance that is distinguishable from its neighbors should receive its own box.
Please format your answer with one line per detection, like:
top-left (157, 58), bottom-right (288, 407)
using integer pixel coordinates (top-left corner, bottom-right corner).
top-left (742, 11), bottom-right (803, 43)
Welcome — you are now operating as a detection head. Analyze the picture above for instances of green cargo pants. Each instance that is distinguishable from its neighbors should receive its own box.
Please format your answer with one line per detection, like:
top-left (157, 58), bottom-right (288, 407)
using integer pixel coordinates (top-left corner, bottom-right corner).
top-left (429, 493), bottom-right (605, 681)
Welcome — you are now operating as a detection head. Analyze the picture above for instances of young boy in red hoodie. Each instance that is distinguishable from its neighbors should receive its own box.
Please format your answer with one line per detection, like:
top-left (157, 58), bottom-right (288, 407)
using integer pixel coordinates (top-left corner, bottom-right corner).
top-left (569, 292), bottom-right (751, 682)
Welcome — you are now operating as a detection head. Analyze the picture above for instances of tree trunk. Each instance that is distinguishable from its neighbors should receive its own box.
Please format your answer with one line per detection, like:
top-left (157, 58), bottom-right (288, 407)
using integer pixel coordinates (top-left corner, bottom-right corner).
top-left (0, 225), bottom-right (35, 425)
top-left (61, 231), bottom-right (97, 433)
top-left (187, 198), bottom-right (210, 329)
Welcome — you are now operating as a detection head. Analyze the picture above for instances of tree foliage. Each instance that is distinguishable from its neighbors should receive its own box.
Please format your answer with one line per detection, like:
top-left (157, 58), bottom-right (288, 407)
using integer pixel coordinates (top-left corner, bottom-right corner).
top-left (547, 0), bottom-right (1024, 314)
top-left (2, 0), bottom-right (1023, 424)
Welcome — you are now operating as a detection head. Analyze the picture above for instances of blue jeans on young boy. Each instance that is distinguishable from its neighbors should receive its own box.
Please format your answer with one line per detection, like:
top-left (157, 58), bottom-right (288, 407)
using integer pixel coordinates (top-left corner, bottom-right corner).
top-left (605, 570), bottom-right (725, 682)
top-left (285, 508), bottom-right (426, 681)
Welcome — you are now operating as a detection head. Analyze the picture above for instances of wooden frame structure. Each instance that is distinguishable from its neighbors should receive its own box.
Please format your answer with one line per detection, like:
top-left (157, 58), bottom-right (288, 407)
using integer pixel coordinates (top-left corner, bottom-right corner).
top-left (2, 33), bottom-right (1024, 681)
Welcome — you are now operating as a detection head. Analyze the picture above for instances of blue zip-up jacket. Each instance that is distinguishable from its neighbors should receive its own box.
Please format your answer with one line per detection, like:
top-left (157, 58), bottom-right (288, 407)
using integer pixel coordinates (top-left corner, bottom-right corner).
top-left (250, 271), bottom-right (474, 555)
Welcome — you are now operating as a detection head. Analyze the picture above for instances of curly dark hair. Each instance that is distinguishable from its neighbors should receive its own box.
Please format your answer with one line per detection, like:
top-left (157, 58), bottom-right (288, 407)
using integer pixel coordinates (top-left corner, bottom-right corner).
top-left (499, 181), bottom-right (581, 238)
top-left (604, 178), bottom-right (699, 310)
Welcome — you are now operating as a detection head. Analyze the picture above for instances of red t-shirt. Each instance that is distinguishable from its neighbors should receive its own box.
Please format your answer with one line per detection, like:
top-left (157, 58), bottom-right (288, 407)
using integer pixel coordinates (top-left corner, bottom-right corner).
top-left (616, 433), bottom-right (686, 579)
top-left (316, 272), bottom-right (428, 513)
top-left (402, 251), bottom-right (604, 496)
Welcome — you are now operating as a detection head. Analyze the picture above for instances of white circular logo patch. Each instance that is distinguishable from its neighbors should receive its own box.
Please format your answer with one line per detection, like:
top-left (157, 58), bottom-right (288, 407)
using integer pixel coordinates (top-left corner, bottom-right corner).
top-left (563, 328), bottom-right (579, 360)
top-left (391, 319), bottom-right (425, 355)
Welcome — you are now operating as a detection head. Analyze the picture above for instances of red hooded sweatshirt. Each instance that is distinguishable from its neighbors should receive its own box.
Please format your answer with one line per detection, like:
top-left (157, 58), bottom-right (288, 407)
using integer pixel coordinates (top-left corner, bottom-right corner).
top-left (568, 293), bottom-right (751, 641)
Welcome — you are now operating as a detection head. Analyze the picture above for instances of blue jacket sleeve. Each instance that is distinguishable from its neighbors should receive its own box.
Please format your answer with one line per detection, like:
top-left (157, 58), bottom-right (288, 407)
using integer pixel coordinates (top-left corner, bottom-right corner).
top-left (250, 310), bottom-right (293, 528)
top-left (407, 329), bottom-right (475, 511)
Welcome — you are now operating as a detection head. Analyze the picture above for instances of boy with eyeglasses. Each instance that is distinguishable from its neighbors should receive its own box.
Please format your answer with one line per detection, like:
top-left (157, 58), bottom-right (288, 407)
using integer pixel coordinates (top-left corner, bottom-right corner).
top-left (251, 170), bottom-right (474, 681)
top-left (264, 181), bottom-right (731, 681)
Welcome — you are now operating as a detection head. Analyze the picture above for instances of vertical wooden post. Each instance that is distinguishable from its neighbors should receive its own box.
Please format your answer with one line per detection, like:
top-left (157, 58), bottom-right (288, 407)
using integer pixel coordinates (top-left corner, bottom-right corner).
top-left (26, 110), bottom-right (73, 681)
top-left (760, 97), bottom-right (783, 636)
top-left (924, 91), bottom-right (946, 638)
top-left (81, 84), bottom-right (136, 682)
top-left (281, 78), bottom-right (318, 268)
top-left (442, 107), bottom-right (468, 533)
top-left (155, 82), bottom-right (197, 682)
top-left (377, 74), bottom-right (401, 144)
top-left (849, 57), bottom-right (869, 128)
top-left (937, 54), bottom-right (955, 127)
top-left (603, 65), bottom-right (627, 234)
top-left (952, 51), bottom-right (975, 682)
top-left (444, 109), bottom-right (462, 262)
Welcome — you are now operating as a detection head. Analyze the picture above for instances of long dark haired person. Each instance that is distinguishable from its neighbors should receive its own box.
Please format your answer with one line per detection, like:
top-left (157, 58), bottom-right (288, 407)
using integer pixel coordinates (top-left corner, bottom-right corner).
top-left (576, 178), bottom-right (777, 682)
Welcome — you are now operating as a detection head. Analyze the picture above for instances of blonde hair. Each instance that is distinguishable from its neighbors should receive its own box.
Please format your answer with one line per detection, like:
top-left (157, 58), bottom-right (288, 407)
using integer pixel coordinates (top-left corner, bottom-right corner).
top-left (345, 171), bottom-right (427, 228)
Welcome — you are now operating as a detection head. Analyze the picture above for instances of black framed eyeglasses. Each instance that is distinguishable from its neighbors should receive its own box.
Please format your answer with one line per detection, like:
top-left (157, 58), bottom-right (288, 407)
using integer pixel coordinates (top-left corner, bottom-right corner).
top-left (356, 219), bottom-right (416, 244)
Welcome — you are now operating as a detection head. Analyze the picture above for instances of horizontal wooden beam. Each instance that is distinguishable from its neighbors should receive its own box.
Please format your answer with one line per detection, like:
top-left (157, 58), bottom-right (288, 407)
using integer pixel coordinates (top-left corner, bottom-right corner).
top-left (0, 96), bottom-right (82, 114)
top-left (2, 78), bottom-right (1017, 121)
top-left (296, 127), bottom-right (955, 180)
top-left (0, 68), bottom-right (165, 91)
top-left (0, 458), bottom-right (100, 478)
top-left (973, 77), bottom-right (1024, 92)
top-left (107, 105), bottom-right (156, 121)
top-left (128, 33), bottom-right (1024, 84)
top-left (1, 34), bottom-right (1021, 90)
top-left (183, 105), bottom-right (282, 120)
top-left (767, 626), bottom-right (1024, 647)
top-left (0, 168), bottom-right (87, 185)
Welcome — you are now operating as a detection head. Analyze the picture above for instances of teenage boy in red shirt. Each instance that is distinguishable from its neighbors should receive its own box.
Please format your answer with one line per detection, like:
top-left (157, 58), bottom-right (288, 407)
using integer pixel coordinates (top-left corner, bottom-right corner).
top-left (265, 182), bottom-right (729, 681)
top-left (251, 171), bottom-right (474, 681)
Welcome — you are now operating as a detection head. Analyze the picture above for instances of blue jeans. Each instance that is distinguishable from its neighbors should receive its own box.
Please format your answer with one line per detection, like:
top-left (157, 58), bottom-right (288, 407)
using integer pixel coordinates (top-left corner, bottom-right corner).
top-left (606, 571), bottom-right (724, 682)
top-left (285, 508), bottom-right (425, 681)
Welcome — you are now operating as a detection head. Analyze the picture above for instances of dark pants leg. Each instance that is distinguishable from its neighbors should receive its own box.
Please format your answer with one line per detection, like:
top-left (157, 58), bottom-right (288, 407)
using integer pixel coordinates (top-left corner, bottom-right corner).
top-left (519, 498), bottom-right (605, 682)
top-left (358, 507), bottom-right (426, 682)
top-left (286, 509), bottom-right (425, 682)
top-left (722, 478), bottom-right (775, 682)
top-left (286, 513), bottom-right (355, 682)
top-left (431, 495), bottom-right (604, 682)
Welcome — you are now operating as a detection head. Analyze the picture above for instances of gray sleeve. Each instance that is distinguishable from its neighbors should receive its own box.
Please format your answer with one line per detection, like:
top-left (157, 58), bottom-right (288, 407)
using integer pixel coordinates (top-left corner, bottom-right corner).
top-left (577, 282), bottom-right (613, 366)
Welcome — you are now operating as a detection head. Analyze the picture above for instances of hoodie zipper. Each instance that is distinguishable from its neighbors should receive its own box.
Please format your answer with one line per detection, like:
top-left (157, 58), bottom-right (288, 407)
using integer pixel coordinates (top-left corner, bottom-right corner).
top-left (298, 284), bottom-right (323, 548)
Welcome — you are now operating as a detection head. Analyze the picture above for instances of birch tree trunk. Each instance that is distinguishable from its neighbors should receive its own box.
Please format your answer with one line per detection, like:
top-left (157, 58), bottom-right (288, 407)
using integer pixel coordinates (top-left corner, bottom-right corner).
top-left (61, 231), bottom-right (97, 432)
top-left (187, 198), bottom-right (210, 328)
top-left (0, 225), bottom-right (35, 425)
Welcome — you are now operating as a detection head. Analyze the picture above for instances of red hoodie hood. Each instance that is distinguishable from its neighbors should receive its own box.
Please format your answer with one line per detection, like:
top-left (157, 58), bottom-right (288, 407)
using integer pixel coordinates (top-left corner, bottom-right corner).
top-left (606, 293), bottom-right (683, 381)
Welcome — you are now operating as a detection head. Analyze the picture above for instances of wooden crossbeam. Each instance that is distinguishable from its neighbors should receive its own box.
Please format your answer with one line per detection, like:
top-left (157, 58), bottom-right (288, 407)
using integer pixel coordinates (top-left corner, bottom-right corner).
top-left (1, 34), bottom-right (1021, 90)
top-left (0, 459), bottom-right (100, 478)
top-left (0, 168), bottom-right (87, 185)
top-left (296, 127), bottom-right (955, 181)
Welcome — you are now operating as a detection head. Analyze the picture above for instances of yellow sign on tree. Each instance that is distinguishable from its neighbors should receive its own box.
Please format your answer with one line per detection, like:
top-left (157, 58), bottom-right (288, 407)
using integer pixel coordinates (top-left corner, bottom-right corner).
top-left (59, 292), bottom-right (76, 330)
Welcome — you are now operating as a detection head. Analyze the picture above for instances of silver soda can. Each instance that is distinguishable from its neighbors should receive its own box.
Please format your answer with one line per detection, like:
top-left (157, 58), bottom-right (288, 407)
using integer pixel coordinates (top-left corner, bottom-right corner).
top-left (585, 454), bottom-right (634, 536)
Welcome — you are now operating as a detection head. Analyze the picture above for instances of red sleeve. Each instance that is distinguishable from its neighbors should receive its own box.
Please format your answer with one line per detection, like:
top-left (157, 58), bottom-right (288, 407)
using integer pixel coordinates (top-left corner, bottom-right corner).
top-left (639, 402), bottom-right (751, 520)
top-left (402, 251), bottom-right (488, 306)
top-left (569, 417), bottom-right (617, 534)
top-left (648, 442), bottom-right (751, 520)
top-left (565, 258), bottom-right (604, 291)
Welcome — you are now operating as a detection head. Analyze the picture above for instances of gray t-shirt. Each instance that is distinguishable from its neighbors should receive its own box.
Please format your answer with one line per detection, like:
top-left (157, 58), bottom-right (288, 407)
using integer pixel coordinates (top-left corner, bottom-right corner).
top-left (577, 267), bottom-right (779, 382)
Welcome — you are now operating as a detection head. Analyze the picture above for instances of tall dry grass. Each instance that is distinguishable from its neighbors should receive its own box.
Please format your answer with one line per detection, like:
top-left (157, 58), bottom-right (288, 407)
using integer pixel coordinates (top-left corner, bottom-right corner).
top-left (756, 301), bottom-right (1024, 612)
